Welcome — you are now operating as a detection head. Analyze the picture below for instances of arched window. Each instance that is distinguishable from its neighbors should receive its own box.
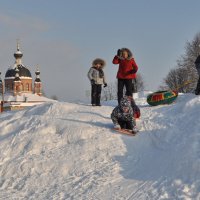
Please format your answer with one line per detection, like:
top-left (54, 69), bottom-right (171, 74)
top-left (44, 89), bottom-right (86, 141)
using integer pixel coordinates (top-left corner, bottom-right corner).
top-left (16, 85), bottom-right (20, 92)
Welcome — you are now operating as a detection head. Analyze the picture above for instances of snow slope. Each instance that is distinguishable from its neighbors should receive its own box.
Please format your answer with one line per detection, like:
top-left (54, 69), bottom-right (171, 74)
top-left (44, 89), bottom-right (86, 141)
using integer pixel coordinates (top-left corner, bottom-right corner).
top-left (0, 93), bottom-right (200, 199)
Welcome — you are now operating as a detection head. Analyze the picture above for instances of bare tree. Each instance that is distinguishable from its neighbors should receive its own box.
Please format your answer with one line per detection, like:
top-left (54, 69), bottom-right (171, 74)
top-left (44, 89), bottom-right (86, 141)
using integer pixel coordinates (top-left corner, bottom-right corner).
top-left (163, 67), bottom-right (190, 92)
top-left (101, 81), bottom-right (117, 101)
top-left (136, 73), bottom-right (145, 92)
top-left (161, 32), bottom-right (200, 92)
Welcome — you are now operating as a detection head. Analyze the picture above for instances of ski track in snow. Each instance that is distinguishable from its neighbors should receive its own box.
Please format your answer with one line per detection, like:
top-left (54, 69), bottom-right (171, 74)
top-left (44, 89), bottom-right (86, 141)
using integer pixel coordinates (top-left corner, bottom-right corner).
top-left (0, 94), bottom-right (200, 199)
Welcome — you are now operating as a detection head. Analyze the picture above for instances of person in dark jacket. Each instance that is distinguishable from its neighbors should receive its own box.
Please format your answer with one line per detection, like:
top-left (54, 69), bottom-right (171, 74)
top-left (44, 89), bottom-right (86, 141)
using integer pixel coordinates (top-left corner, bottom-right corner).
top-left (195, 55), bottom-right (200, 95)
top-left (113, 48), bottom-right (138, 104)
top-left (111, 96), bottom-right (139, 134)
top-left (88, 58), bottom-right (107, 106)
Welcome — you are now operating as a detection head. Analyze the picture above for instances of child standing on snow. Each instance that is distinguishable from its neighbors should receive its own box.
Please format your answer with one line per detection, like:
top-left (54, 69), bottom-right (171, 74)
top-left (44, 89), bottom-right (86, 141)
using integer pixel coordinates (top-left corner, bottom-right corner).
top-left (111, 96), bottom-right (138, 134)
top-left (113, 48), bottom-right (138, 104)
top-left (88, 58), bottom-right (107, 106)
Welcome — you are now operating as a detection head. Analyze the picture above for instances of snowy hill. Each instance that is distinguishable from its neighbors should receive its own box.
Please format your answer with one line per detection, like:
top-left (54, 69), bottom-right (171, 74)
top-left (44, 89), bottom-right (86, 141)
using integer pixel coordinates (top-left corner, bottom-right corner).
top-left (0, 94), bottom-right (200, 200)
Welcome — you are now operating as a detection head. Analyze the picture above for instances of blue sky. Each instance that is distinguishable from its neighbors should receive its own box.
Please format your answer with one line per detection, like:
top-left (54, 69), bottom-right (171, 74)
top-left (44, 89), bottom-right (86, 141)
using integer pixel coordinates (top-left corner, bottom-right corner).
top-left (0, 0), bottom-right (200, 101)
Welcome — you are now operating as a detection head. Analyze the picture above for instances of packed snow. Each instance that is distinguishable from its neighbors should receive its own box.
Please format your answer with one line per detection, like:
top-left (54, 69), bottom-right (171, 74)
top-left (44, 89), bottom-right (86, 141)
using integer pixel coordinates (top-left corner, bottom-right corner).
top-left (0, 93), bottom-right (200, 199)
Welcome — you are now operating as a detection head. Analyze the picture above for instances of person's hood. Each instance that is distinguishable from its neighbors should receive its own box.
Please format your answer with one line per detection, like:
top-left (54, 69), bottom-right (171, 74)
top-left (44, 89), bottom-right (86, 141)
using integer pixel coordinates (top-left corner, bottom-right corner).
top-left (119, 96), bottom-right (132, 112)
top-left (119, 48), bottom-right (133, 60)
top-left (92, 58), bottom-right (106, 68)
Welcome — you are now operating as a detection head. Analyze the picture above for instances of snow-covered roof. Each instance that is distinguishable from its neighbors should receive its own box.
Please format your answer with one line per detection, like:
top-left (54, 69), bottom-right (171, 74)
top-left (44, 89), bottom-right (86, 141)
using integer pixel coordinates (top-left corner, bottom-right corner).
top-left (15, 50), bottom-right (22, 54)
top-left (4, 77), bottom-right (32, 80)
top-left (2, 93), bottom-right (54, 102)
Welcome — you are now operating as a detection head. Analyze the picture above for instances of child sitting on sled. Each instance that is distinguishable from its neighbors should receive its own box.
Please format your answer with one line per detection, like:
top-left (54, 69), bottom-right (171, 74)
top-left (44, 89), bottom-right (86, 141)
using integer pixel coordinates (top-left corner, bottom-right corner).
top-left (111, 96), bottom-right (139, 134)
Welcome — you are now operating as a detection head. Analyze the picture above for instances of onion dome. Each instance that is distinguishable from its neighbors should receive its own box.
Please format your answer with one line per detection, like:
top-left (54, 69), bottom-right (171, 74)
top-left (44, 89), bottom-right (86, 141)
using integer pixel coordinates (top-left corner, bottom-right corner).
top-left (5, 65), bottom-right (32, 78)
top-left (14, 41), bottom-right (23, 59)
top-left (5, 41), bottom-right (32, 79)
top-left (14, 49), bottom-right (23, 59)
top-left (35, 68), bottom-right (41, 82)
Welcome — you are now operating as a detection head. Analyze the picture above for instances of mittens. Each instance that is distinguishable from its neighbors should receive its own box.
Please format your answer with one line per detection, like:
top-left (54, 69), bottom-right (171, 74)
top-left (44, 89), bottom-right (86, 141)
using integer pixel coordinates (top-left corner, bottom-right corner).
top-left (129, 68), bottom-right (137, 74)
top-left (117, 49), bottom-right (121, 57)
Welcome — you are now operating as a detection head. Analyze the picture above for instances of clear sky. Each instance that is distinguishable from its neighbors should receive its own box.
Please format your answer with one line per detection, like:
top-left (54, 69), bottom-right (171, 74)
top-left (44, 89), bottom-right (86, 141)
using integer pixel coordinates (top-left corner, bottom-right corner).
top-left (0, 0), bottom-right (200, 101)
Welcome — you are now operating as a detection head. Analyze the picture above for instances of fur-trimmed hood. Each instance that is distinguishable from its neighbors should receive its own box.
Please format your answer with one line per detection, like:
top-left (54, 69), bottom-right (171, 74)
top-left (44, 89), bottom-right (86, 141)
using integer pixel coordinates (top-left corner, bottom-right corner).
top-left (92, 58), bottom-right (106, 68)
top-left (119, 48), bottom-right (133, 60)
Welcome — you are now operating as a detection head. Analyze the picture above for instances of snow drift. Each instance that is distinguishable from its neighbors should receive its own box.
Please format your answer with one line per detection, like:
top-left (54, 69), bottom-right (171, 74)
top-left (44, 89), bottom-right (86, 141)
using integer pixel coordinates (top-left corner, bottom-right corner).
top-left (0, 94), bottom-right (200, 199)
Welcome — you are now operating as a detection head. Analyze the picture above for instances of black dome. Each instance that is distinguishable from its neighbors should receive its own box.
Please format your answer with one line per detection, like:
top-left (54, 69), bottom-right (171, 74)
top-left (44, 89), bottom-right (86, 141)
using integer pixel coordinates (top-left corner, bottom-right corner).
top-left (35, 78), bottom-right (41, 82)
top-left (14, 51), bottom-right (23, 59)
top-left (5, 65), bottom-right (32, 78)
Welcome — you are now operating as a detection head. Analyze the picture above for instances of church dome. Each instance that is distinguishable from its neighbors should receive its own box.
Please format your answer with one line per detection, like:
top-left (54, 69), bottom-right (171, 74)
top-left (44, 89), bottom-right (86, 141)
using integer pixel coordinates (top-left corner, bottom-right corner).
top-left (5, 65), bottom-right (32, 78)
top-left (14, 50), bottom-right (23, 59)
top-left (35, 70), bottom-right (41, 82)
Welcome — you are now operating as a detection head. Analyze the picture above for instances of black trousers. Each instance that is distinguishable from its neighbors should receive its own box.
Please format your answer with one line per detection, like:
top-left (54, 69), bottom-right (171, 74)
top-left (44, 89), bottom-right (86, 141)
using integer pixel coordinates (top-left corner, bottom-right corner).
top-left (118, 79), bottom-right (133, 104)
top-left (91, 84), bottom-right (102, 105)
top-left (118, 120), bottom-right (133, 130)
top-left (125, 79), bottom-right (137, 95)
top-left (195, 76), bottom-right (200, 94)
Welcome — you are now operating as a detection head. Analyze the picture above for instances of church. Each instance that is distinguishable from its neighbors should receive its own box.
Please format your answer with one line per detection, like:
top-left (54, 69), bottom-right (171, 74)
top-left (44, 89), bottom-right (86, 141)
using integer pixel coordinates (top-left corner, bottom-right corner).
top-left (0, 42), bottom-right (53, 112)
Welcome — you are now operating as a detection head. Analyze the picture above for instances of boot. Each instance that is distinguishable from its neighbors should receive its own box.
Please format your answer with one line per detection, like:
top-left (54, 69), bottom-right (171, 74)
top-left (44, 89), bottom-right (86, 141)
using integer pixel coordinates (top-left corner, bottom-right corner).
top-left (96, 94), bottom-right (101, 106)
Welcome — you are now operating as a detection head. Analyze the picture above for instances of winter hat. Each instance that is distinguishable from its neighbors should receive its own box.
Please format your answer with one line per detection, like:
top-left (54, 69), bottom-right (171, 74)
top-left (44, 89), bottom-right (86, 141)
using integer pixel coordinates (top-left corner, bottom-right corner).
top-left (92, 58), bottom-right (106, 68)
top-left (120, 97), bottom-right (131, 109)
